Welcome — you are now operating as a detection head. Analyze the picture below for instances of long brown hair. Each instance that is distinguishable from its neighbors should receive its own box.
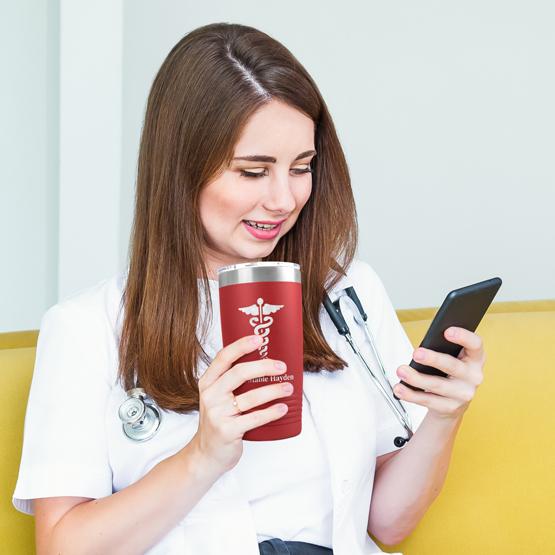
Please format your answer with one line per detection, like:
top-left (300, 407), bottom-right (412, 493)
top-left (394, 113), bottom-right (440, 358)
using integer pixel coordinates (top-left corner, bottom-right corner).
top-left (119, 22), bottom-right (358, 413)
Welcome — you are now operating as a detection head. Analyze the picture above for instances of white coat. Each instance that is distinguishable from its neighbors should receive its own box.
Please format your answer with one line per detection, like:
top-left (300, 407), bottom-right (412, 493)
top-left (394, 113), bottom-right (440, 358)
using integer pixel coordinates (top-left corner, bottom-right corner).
top-left (13, 258), bottom-right (427, 554)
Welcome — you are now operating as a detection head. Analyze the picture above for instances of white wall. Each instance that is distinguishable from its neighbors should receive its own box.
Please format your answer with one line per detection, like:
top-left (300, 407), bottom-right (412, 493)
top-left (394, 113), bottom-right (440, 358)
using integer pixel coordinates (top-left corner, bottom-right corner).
top-left (2, 0), bottom-right (554, 332)
top-left (0, 0), bottom-right (123, 333)
top-left (121, 0), bottom-right (555, 309)
top-left (0, 0), bottom-right (59, 332)
top-left (58, 0), bottom-right (123, 299)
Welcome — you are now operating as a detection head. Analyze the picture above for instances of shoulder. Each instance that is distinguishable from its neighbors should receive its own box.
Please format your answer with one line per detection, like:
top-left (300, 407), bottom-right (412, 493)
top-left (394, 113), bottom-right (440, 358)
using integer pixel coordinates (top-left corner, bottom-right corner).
top-left (36, 273), bottom-right (126, 387)
top-left (327, 257), bottom-right (386, 302)
top-left (319, 257), bottom-right (387, 333)
top-left (321, 257), bottom-right (395, 337)
top-left (42, 272), bottom-right (126, 337)
top-left (345, 258), bottom-right (382, 286)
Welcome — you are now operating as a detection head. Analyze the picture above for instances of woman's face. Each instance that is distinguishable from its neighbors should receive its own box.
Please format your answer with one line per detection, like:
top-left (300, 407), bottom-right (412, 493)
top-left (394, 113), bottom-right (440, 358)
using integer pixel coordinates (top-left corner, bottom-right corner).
top-left (199, 99), bottom-right (316, 279)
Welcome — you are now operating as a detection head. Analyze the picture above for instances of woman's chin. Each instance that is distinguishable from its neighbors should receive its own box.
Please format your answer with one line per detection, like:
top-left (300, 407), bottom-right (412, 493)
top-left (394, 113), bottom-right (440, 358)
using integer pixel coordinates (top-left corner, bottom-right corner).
top-left (236, 240), bottom-right (278, 260)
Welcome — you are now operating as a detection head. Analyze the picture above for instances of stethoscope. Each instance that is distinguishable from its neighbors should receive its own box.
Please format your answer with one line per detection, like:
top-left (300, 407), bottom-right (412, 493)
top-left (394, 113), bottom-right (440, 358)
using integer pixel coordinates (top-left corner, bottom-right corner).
top-left (118, 285), bottom-right (413, 446)
top-left (322, 285), bottom-right (414, 447)
top-left (118, 387), bottom-right (162, 442)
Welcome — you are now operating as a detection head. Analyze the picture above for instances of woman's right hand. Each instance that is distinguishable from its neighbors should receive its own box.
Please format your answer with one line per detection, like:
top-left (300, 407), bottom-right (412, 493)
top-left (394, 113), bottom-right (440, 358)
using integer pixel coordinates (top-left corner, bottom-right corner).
top-left (191, 334), bottom-right (293, 475)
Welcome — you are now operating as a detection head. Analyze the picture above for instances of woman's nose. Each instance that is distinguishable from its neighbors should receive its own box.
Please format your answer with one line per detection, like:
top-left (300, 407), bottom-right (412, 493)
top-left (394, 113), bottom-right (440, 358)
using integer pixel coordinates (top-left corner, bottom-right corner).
top-left (262, 172), bottom-right (297, 214)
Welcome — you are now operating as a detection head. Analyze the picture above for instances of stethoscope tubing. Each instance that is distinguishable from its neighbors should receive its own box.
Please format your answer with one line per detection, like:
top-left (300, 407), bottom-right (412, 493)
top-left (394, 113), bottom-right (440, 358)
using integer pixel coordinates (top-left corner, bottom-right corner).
top-left (323, 287), bottom-right (414, 445)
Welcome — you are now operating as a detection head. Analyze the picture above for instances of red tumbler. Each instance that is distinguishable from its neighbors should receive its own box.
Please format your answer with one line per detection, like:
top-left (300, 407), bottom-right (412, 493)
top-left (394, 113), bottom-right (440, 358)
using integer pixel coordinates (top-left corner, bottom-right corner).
top-left (217, 261), bottom-right (303, 441)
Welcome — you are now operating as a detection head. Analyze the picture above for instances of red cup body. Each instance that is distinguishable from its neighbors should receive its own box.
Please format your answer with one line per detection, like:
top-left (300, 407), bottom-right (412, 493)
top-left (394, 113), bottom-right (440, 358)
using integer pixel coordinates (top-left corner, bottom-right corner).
top-left (218, 262), bottom-right (303, 441)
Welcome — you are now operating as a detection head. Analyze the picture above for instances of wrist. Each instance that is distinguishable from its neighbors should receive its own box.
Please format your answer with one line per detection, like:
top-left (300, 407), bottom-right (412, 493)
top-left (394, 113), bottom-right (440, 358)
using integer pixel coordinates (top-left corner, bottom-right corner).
top-left (424, 410), bottom-right (464, 432)
top-left (182, 435), bottom-right (225, 483)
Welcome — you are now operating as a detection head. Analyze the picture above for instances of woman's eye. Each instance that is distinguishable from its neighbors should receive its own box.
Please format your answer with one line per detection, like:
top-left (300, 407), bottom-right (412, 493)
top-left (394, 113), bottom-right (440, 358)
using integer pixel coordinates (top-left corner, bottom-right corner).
top-left (240, 169), bottom-right (267, 178)
top-left (291, 165), bottom-right (313, 175)
top-left (239, 165), bottom-right (313, 179)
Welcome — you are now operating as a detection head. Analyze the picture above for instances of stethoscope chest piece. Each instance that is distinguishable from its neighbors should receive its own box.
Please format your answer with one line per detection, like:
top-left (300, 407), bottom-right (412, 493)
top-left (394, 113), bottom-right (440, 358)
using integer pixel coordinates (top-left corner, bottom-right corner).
top-left (118, 387), bottom-right (162, 442)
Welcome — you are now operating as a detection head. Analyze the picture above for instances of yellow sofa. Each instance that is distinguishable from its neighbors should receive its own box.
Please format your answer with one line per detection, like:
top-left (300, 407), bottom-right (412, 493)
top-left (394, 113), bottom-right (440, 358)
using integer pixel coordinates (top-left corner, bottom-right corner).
top-left (2, 300), bottom-right (554, 554)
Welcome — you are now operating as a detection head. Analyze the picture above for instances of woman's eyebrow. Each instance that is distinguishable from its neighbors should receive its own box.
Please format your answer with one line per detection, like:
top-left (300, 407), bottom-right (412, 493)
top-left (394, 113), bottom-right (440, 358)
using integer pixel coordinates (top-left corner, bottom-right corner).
top-left (232, 149), bottom-right (317, 163)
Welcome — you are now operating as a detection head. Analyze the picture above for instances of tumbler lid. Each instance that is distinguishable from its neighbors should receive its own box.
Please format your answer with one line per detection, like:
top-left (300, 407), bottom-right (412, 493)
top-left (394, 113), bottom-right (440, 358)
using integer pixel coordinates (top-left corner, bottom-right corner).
top-left (217, 261), bottom-right (301, 287)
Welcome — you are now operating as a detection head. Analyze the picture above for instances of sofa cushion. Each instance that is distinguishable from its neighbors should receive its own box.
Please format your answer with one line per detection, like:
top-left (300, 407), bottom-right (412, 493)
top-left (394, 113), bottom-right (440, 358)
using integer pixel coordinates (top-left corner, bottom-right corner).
top-left (377, 301), bottom-right (555, 553)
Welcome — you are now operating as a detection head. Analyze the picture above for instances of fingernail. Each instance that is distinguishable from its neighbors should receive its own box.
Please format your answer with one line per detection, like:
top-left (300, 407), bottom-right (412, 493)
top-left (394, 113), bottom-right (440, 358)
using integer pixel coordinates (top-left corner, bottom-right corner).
top-left (251, 335), bottom-right (262, 345)
top-left (281, 382), bottom-right (293, 392)
top-left (275, 361), bottom-right (286, 371)
top-left (397, 368), bottom-right (407, 379)
top-left (447, 328), bottom-right (457, 338)
top-left (414, 348), bottom-right (426, 361)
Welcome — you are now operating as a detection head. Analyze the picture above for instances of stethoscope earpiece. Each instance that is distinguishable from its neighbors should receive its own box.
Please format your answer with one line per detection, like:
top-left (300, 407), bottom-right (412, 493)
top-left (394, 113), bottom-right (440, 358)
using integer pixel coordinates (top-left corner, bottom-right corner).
top-left (118, 387), bottom-right (162, 442)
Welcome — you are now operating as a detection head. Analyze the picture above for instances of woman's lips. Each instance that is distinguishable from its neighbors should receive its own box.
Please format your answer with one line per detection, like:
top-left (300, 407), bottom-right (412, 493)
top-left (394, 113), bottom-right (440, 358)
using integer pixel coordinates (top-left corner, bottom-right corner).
top-left (242, 220), bottom-right (283, 240)
top-left (243, 218), bottom-right (287, 225)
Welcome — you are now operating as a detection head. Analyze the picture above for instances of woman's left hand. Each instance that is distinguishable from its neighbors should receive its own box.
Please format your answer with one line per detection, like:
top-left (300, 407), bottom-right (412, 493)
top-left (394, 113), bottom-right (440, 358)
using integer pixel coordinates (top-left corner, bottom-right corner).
top-left (393, 326), bottom-right (486, 420)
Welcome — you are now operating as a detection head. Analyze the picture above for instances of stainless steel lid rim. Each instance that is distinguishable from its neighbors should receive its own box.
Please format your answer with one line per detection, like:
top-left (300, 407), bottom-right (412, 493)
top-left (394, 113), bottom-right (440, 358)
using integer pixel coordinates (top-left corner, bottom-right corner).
top-left (218, 261), bottom-right (301, 287)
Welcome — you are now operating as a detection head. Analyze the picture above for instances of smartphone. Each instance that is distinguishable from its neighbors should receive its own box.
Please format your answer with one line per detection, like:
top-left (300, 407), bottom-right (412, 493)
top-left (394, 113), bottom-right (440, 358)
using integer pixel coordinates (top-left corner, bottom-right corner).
top-left (398, 276), bottom-right (502, 394)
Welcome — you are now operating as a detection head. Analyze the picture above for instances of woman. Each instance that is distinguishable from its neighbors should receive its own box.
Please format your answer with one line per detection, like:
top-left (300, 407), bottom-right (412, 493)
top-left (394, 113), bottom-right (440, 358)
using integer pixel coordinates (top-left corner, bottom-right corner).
top-left (13, 23), bottom-right (486, 555)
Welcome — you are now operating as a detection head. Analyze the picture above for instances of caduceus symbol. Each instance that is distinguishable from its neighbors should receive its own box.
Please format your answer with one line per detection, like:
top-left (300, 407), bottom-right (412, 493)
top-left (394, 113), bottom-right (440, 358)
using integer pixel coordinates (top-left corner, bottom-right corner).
top-left (238, 297), bottom-right (284, 358)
